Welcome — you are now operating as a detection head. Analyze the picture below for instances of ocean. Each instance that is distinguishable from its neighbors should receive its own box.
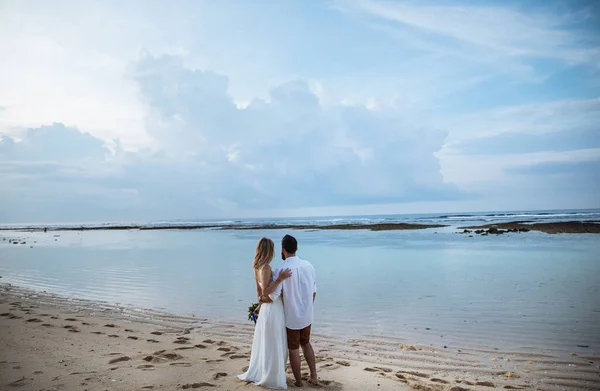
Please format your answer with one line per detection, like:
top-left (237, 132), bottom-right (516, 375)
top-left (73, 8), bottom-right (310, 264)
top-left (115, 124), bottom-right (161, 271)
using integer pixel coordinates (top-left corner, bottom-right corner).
top-left (1, 209), bottom-right (599, 359)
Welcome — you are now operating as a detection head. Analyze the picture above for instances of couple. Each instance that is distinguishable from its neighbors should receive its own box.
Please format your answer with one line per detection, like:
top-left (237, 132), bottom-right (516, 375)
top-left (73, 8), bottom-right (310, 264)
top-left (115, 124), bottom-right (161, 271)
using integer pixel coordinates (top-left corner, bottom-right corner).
top-left (238, 234), bottom-right (318, 389)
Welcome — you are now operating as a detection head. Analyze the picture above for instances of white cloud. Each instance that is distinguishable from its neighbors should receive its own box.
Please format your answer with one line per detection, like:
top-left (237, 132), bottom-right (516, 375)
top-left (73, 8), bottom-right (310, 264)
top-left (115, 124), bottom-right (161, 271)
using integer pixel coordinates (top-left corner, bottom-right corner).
top-left (0, 52), bottom-right (467, 223)
top-left (0, 1), bottom-right (598, 221)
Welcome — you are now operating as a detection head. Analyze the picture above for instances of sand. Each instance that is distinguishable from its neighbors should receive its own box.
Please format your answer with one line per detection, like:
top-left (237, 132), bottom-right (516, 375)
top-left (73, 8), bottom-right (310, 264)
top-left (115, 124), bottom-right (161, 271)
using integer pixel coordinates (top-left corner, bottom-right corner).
top-left (1, 284), bottom-right (598, 391)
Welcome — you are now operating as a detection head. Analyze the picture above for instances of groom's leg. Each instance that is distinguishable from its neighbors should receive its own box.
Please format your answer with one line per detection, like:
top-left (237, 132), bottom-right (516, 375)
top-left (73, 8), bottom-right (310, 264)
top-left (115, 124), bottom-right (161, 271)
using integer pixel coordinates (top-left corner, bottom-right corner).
top-left (289, 349), bottom-right (303, 386)
top-left (287, 328), bottom-right (303, 386)
top-left (300, 325), bottom-right (318, 384)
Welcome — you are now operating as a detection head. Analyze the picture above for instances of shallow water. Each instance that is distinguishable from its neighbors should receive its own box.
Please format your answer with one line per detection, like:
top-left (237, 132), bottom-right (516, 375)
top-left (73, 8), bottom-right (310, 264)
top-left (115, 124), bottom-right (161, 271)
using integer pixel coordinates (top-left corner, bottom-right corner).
top-left (1, 227), bottom-right (599, 359)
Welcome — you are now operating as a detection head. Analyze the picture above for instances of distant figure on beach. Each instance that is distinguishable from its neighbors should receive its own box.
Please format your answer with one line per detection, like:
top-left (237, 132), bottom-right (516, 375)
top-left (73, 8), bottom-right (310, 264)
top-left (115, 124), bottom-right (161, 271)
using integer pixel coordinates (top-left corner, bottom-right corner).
top-left (238, 234), bottom-right (318, 388)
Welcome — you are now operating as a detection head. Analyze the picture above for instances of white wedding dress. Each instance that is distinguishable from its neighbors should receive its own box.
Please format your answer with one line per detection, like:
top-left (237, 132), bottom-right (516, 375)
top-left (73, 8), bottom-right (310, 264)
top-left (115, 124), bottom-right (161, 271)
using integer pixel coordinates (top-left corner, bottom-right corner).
top-left (238, 266), bottom-right (288, 389)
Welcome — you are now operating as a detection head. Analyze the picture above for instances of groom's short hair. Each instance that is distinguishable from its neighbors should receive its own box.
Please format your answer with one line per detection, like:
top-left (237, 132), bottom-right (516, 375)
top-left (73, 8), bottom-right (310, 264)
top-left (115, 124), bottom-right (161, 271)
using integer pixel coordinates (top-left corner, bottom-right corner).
top-left (282, 234), bottom-right (298, 254)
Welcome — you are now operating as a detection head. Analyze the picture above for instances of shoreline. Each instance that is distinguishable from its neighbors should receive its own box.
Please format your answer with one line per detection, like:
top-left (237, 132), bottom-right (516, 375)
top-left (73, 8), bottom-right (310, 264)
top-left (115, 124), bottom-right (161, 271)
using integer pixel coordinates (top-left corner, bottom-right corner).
top-left (0, 222), bottom-right (446, 232)
top-left (2, 220), bottom-right (599, 234)
top-left (458, 221), bottom-right (600, 234)
top-left (2, 283), bottom-right (599, 390)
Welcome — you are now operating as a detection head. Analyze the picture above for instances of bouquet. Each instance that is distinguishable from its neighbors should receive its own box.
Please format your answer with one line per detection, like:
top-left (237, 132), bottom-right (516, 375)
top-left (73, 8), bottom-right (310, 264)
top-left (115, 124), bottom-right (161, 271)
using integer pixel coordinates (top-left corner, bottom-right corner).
top-left (248, 302), bottom-right (260, 324)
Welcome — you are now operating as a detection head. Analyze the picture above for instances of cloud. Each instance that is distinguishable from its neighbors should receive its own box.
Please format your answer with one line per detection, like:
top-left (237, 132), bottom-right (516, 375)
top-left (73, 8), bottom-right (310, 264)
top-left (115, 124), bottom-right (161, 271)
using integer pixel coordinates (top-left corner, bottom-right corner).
top-left (0, 52), bottom-right (468, 223)
top-left (0, 2), bottom-right (598, 221)
top-left (507, 159), bottom-right (600, 176)
top-left (451, 127), bottom-right (600, 155)
top-left (342, 0), bottom-right (600, 66)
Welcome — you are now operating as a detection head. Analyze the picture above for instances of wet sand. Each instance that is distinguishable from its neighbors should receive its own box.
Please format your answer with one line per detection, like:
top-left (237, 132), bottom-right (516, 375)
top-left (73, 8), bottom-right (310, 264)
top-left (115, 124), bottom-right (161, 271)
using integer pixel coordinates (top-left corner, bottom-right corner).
top-left (1, 284), bottom-right (598, 391)
top-left (459, 221), bottom-right (600, 234)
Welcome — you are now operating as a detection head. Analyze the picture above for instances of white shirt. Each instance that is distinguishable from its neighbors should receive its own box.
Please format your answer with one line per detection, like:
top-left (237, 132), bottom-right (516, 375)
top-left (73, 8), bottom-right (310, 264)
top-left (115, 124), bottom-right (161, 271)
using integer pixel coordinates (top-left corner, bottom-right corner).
top-left (269, 256), bottom-right (317, 330)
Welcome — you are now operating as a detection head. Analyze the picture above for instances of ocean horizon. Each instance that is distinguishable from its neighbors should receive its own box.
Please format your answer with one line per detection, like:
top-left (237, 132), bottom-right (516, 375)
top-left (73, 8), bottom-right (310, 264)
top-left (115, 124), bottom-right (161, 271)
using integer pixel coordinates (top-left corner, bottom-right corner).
top-left (2, 208), bottom-right (599, 230)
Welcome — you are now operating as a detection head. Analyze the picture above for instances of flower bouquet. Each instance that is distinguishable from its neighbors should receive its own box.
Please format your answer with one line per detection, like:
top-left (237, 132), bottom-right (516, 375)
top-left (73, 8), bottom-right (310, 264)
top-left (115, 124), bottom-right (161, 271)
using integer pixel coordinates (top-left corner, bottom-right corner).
top-left (248, 302), bottom-right (260, 324)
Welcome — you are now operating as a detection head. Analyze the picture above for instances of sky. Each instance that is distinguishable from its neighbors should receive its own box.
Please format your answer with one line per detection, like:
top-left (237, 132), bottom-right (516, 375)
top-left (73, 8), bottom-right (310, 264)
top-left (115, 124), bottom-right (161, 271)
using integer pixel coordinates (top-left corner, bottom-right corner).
top-left (0, 0), bottom-right (599, 223)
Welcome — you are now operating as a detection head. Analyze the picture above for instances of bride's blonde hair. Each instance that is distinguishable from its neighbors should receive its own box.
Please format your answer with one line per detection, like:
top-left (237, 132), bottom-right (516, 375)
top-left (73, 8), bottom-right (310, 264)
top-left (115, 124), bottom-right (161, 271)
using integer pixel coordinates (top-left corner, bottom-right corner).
top-left (253, 237), bottom-right (275, 270)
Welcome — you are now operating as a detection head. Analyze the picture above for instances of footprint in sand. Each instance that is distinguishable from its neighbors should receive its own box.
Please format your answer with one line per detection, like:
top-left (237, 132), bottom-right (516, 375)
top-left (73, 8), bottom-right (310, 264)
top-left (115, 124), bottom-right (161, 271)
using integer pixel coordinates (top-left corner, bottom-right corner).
top-left (9, 315), bottom-right (23, 319)
top-left (476, 381), bottom-right (495, 387)
top-left (124, 329), bottom-right (134, 332)
top-left (26, 318), bottom-right (43, 323)
top-left (143, 352), bottom-right (183, 363)
top-left (41, 323), bottom-right (54, 327)
top-left (229, 354), bottom-right (249, 360)
top-left (127, 336), bottom-right (139, 340)
top-left (320, 363), bottom-right (340, 370)
top-left (151, 331), bottom-right (163, 336)
top-left (176, 347), bottom-right (195, 351)
top-left (64, 318), bottom-right (77, 321)
top-left (162, 353), bottom-right (182, 360)
top-left (181, 382), bottom-right (216, 389)
top-left (170, 362), bottom-right (192, 367)
top-left (108, 334), bottom-right (120, 338)
top-left (335, 360), bottom-right (351, 367)
top-left (104, 324), bottom-right (117, 328)
top-left (202, 339), bottom-right (215, 344)
top-left (213, 372), bottom-right (227, 380)
top-left (431, 378), bottom-right (450, 384)
top-left (217, 347), bottom-right (231, 352)
top-left (173, 337), bottom-right (191, 344)
top-left (194, 344), bottom-right (207, 349)
top-left (206, 359), bottom-right (224, 363)
top-left (51, 316), bottom-right (59, 320)
top-left (397, 370), bottom-right (430, 378)
top-left (7, 377), bottom-right (32, 387)
top-left (147, 339), bottom-right (160, 343)
top-left (91, 331), bottom-right (105, 335)
top-left (137, 364), bottom-right (155, 371)
top-left (108, 356), bottom-right (131, 364)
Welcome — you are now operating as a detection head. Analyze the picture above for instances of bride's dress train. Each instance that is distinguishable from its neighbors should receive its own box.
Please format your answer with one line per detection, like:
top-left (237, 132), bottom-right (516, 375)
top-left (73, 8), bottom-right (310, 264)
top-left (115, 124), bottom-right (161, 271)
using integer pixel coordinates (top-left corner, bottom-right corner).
top-left (238, 269), bottom-right (288, 389)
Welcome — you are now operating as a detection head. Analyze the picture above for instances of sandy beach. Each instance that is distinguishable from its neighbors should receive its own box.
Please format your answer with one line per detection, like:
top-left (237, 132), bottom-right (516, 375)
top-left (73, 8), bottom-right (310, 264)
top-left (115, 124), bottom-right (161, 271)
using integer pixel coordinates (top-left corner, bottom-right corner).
top-left (2, 284), bottom-right (599, 391)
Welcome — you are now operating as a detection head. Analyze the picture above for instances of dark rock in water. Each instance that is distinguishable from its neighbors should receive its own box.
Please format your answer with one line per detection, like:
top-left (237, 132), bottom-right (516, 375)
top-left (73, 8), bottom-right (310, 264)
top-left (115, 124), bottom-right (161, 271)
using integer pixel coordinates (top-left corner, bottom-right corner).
top-left (488, 227), bottom-right (499, 234)
top-left (475, 229), bottom-right (485, 234)
top-left (481, 233), bottom-right (488, 236)
top-left (518, 228), bottom-right (530, 232)
top-left (463, 229), bottom-right (471, 234)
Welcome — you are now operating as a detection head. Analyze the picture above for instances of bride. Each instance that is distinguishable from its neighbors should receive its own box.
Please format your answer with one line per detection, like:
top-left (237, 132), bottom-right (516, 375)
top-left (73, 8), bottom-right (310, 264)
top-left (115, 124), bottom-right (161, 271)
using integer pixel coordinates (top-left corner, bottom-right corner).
top-left (238, 237), bottom-right (292, 389)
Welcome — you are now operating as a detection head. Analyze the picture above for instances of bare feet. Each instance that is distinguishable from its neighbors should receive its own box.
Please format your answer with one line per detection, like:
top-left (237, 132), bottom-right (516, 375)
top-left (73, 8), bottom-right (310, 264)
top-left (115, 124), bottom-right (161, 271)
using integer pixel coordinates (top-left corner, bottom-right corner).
top-left (294, 380), bottom-right (303, 387)
top-left (308, 376), bottom-right (319, 386)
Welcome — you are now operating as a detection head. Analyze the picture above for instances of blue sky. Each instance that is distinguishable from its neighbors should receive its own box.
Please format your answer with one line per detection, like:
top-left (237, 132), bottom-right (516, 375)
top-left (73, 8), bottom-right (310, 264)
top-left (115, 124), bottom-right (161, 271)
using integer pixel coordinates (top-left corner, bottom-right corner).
top-left (0, 0), bottom-right (599, 223)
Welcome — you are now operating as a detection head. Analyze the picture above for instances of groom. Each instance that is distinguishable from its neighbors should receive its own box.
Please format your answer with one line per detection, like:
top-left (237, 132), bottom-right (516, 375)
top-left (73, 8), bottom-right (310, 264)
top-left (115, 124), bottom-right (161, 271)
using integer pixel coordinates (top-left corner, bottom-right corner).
top-left (264, 234), bottom-right (318, 387)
